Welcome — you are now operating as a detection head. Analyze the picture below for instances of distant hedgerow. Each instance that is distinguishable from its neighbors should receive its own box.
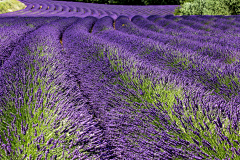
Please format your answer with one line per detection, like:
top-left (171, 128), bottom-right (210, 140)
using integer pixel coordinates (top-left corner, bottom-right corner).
top-left (173, 0), bottom-right (240, 16)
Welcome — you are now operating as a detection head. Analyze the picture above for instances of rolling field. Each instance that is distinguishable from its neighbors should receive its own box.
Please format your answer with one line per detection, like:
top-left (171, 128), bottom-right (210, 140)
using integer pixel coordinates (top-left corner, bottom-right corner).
top-left (0, 0), bottom-right (240, 159)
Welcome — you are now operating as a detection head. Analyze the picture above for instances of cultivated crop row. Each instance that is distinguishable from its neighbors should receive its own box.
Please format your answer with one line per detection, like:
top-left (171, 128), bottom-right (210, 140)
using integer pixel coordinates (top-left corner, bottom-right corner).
top-left (0, 16), bottom-right (62, 67)
top-left (0, 2), bottom-right (240, 159)
top-left (1, 0), bottom-right (179, 19)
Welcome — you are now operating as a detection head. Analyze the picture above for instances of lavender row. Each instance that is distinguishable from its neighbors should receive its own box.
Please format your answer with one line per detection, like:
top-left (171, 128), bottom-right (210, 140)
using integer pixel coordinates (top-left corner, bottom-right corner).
top-left (1, 1), bottom-right (178, 18)
top-left (117, 15), bottom-right (240, 65)
top-left (198, 15), bottom-right (240, 23)
top-left (135, 15), bottom-right (240, 101)
top-left (147, 15), bottom-right (240, 52)
top-left (161, 15), bottom-right (240, 40)
top-left (175, 14), bottom-right (240, 28)
top-left (40, 1), bottom-right (178, 17)
top-left (62, 16), bottom-right (240, 159)
top-left (132, 15), bottom-right (240, 51)
top-left (0, 17), bottom-right (107, 159)
top-left (62, 16), bottom-right (205, 159)
top-left (163, 15), bottom-right (240, 39)
top-left (115, 15), bottom-right (240, 101)
top-left (90, 15), bottom-right (240, 104)
top-left (3, 3), bottom-right (98, 18)
top-left (0, 16), bottom-right (62, 68)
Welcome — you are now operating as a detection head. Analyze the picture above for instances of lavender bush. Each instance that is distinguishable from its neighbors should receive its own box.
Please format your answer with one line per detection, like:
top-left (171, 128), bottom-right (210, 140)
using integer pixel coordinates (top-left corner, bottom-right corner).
top-left (0, 0), bottom-right (240, 159)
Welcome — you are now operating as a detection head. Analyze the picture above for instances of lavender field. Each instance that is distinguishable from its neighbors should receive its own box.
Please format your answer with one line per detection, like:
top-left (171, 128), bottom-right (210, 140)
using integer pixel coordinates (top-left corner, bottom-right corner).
top-left (0, 0), bottom-right (240, 159)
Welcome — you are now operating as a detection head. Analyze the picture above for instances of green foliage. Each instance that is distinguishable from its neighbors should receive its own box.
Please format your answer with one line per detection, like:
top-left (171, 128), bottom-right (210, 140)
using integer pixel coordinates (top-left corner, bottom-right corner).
top-left (0, 0), bottom-right (26, 14)
top-left (202, 0), bottom-right (232, 15)
top-left (179, 0), bottom-right (195, 5)
top-left (173, 6), bottom-right (182, 15)
top-left (174, 0), bottom-right (240, 16)
top-left (221, 0), bottom-right (240, 15)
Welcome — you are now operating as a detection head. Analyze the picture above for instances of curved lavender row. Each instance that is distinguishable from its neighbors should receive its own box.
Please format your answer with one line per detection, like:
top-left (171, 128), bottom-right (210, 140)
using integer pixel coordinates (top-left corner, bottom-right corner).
top-left (63, 16), bottom-right (240, 159)
top-left (59, 5), bottom-right (70, 12)
top-left (146, 16), bottom-right (240, 61)
top-left (45, 5), bottom-right (74, 17)
top-left (104, 10), bottom-right (118, 16)
top-left (62, 6), bottom-right (91, 18)
top-left (91, 16), bottom-right (115, 35)
top-left (91, 15), bottom-right (240, 104)
top-left (49, 7), bottom-right (92, 18)
top-left (88, 8), bottom-right (99, 17)
top-left (38, 3), bottom-right (48, 10)
top-left (62, 17), bottom-right (129, 159)
top-left (128, 15), bottom-right (240, 101)
top-left (29, 3), bottom-right (40, 11)
top-left (4, 0), bottom-right (178, 18)
top-left (47, 1), bottom-right (178, 17)
top-left (91, 15), bottom-right (240, 105)
top-left (163, 15), bottom-right (240, 41)
top-left (93, 14), bottom-right (240, 140)
top-left (97, 9), bottom-right (108, 18)
top-left (157, 15), bottom-right (240, 42)
top-left (0, 17), bottom-right (106, 159)
top-left (92, 17), bottom-right (240, 159)
top-left (198, 17), bottom-right (240, 32)
top-left (174, 16), bottom-right (239, 32)
top-left (62, 15), bottom-right (206, 159)
top-left (121, 15), bottom-right (240, 66)
top-left (0, 17), bottom-right (19, 24)
top-left (0, 2), bottom-right (239, 159)
top-left (0, 1), bottom-right (177, 19)
top-left (92, 16), bottom-right (240, 159)
top-left (0, 17), bottom-right (62, 68)
top-left (78, 8), bottom-right (93, 18)
top-left (32, 3), bottom-right (57, 16)
top-left (75, 7), bottom-right (84, 15)
top-left (41, 4), bottom-right (63, 15)
top-left (187, 15), bottom-right (240, 32)
top-left (26, 4), bottom-right (57, 17)
top-left (116, 15), bottom-right (239, 65)
top-left (69, 6), bottom-right (77, 12)
top-left (132, 15), bottom-right (240, 53)
top-left (61, 6), bottom-right (83, 18)
top-left (10, 3), bottom-right (43, 17)
top-left (197, 15), bottom-right (240, 23)
top-left (52, 4), bottom-right (62, 12)
top-left (35, 4), bottom-right (84, 18)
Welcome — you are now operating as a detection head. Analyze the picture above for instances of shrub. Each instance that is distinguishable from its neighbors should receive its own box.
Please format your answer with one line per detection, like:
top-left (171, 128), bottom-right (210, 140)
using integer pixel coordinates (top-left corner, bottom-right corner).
top-left (173, 0), bottom-right (240, 16)
top-left (179, 0), bottom-right (195, 5)
top-left (0, 0), bottom-right (26, 14)
top-left (222, 0), bottom-right (240, 15)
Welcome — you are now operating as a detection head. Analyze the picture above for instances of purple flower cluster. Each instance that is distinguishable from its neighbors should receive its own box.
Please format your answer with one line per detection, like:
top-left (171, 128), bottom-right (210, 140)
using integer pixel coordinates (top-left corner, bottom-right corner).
top-left (61, 15), bottom-right (240, 159)
top-left (0, 17), bottom-right (112, 159)
top-left (1, 0), bottom-right (179, 19)
top-left (0, 1), bottom-right (240, 159)
top-left (91, 15), bottom-right (240, 104)
top-left (0, 16), bottom-right (61, 68)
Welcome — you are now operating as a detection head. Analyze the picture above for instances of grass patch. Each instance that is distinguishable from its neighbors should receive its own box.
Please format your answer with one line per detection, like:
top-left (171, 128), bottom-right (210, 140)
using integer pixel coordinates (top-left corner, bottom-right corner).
top-left (0, 0), bottom-right (26, 14)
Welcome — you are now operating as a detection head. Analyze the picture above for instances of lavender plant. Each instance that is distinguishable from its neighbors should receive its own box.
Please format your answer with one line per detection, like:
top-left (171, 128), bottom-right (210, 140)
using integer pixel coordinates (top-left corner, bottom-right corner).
top-left (0, 17), bottom-right (61, 68)
top-left (97, 41), bottom-right (240, 160)
top-left (1, 0), bottom-right (240, 159)
top-left (0, 17), bottom-right (109, 159)
top-left (62, 15), bottom-right (240, 159)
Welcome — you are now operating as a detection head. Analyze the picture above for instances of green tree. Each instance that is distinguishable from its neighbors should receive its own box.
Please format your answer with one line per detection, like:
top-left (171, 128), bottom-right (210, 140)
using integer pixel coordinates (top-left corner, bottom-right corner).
top-left (173, 0), bottom-right (240, 16)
